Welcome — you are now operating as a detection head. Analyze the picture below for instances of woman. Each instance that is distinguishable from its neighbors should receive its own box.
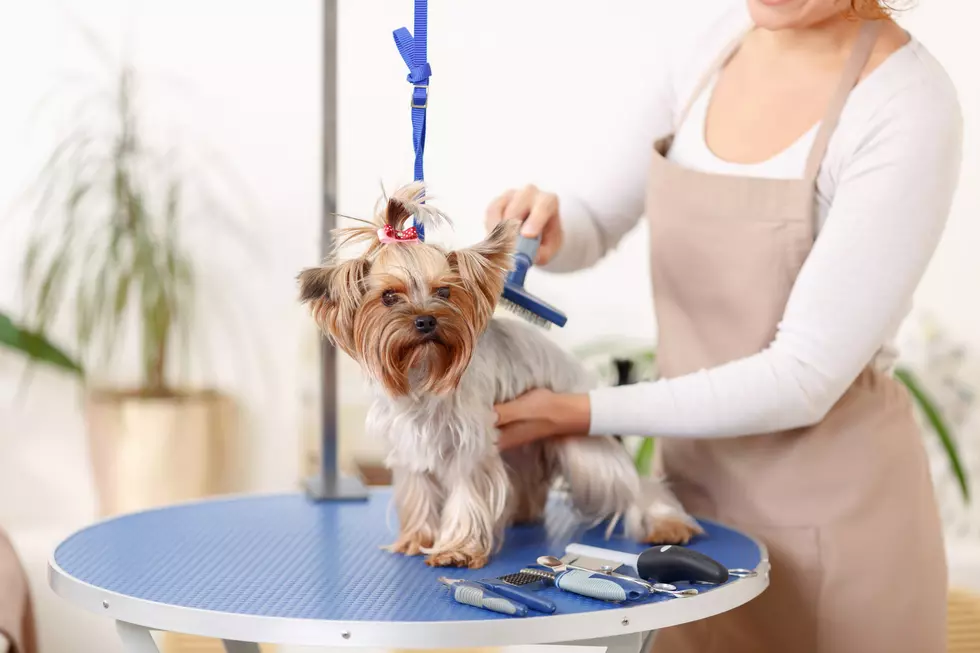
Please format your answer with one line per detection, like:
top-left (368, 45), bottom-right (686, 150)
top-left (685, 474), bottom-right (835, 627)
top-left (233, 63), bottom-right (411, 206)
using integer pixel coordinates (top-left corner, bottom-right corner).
top-left (486, 0), bottom-right (962, 651)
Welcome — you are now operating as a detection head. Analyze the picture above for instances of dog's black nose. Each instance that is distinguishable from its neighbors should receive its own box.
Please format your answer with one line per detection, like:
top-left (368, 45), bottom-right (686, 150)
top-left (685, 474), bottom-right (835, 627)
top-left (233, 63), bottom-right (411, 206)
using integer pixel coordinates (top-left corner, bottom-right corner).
top-left (415, 315), bottom-right (437, 334)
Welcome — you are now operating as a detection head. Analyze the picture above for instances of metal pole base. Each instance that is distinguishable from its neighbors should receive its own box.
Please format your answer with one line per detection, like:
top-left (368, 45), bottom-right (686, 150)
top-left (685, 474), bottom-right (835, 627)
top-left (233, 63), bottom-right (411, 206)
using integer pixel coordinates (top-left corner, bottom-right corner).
top-left (303, 473), bottom-right (370, 501)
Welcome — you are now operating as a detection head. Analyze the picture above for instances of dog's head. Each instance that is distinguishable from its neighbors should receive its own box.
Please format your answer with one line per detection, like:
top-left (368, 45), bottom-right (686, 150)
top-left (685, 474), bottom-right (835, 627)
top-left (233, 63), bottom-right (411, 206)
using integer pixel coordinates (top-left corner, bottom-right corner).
top-left (299, 182), bottom-right (517, 397)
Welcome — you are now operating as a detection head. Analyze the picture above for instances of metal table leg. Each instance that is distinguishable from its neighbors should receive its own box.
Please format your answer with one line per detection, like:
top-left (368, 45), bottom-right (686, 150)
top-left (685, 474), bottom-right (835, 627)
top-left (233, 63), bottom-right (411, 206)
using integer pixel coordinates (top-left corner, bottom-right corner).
top-left (116, 622), bottom-right (159, 653)
top-left (223, 641), bottom-right (261, 653)
top-left (559, 632), bottom-right (647, 653)
top-left (639, 629), bottom-right (658, 653)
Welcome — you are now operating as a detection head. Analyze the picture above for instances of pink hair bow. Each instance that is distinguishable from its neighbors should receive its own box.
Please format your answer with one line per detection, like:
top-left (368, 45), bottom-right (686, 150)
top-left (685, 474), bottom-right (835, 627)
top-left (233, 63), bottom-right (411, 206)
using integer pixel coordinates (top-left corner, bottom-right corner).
top-left (378, 223), bottom-right (419, 244)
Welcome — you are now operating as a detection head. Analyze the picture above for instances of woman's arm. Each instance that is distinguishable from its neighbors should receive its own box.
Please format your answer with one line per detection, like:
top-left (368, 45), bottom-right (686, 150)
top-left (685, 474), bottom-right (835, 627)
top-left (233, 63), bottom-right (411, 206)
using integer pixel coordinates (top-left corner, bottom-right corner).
top-left (585, 79), bottom-right (963, 438)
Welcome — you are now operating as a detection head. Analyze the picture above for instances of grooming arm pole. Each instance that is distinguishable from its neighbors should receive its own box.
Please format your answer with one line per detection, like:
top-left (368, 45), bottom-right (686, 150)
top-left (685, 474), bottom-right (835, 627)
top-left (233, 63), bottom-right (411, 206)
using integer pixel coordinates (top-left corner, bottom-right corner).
top-left (304, 0), bottom-right (368, 501)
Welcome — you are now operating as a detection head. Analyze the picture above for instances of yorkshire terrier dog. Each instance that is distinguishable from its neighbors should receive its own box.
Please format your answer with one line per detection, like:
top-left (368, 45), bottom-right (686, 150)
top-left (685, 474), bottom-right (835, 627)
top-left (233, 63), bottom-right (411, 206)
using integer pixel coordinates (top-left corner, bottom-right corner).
top-left (299, 183), bottom-right (700, 569)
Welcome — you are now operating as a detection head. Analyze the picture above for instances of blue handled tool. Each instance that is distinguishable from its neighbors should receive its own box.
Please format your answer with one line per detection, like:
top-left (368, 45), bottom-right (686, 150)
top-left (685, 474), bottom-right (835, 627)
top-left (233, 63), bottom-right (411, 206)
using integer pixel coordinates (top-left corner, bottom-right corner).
top-left (499, 235), bottom-right (568, 329)
top-left (476, 578), bottom-right (556, 614)
top-left (554, 568), bottom-right (650, 602)
top-left (437, 577), bottom-right (528, 617)
top-left (529, 559), bottom-right (651, 603)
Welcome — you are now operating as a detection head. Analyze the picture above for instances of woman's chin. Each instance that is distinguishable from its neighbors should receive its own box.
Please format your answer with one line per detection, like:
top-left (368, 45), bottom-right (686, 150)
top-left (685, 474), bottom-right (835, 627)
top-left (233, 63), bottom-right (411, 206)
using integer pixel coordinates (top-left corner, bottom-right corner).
top-left (746, 0), bottom-right (838, 30)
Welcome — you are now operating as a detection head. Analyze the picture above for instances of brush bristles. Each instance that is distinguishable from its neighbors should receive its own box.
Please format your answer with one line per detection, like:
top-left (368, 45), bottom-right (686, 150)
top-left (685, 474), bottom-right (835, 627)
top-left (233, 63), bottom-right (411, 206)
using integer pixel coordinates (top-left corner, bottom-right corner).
top-left (498, 298), bottom-right (553, 329)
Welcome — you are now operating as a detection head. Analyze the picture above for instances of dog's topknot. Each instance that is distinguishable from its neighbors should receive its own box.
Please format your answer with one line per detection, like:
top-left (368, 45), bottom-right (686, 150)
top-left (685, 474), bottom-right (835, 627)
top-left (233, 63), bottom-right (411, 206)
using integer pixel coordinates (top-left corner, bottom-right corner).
top-left (329, 182), bottom-right (452, 261)
top-left (378, 181), bottom-right (452, 233)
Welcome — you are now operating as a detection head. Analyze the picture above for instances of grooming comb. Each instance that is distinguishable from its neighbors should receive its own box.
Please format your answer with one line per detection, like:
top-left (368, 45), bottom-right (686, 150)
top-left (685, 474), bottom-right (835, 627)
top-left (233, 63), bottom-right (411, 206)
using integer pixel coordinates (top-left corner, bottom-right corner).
top-left (496, 569), bottom-right (552, 587)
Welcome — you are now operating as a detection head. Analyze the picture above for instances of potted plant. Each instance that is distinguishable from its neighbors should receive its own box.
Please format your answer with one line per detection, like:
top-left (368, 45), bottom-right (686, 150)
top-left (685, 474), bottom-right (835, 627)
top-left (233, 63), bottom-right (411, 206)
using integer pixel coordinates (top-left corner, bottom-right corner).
top-left (18, 53), bottom-right (245, 517)
top-left (574, 338), bottom-right (970, 503)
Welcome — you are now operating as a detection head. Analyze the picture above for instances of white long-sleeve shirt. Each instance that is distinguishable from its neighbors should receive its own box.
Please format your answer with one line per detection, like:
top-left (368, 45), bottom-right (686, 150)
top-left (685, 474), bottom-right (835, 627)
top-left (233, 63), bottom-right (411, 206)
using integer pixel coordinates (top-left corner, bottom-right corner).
top-left (544, 3), bottom-right (963, 439)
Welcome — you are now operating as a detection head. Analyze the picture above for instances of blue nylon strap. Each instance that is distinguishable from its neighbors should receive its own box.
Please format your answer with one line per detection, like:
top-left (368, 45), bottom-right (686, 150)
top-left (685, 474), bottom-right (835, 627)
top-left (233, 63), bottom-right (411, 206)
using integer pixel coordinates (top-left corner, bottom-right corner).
top-left (393, 0), bottom-right (430, 240)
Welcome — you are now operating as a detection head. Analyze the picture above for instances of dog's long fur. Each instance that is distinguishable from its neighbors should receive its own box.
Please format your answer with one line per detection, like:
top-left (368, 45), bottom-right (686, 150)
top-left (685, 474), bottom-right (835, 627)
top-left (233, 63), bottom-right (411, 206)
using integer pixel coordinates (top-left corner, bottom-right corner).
top-left (299, 182), bottom-right (700, 569)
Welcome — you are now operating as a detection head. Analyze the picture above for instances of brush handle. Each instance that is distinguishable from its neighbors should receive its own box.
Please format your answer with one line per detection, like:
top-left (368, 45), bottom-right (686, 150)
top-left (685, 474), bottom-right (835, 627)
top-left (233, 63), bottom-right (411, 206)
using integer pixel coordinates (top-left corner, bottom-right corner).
top-left (508, 235), bottom-right (540, 285)
top-left (449, 581), bottom-right (528, 617)
top-left (477, 580), bottom-right (556, 614)
top-left (516, 235), bottom-right (540, 263)
top-left (555, 569), bottom-right (650, 603)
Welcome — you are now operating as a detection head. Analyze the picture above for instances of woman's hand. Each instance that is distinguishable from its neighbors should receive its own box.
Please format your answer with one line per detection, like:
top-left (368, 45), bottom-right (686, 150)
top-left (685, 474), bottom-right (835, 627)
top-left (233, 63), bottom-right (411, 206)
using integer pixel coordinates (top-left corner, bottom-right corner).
top-left (494, 388), bottom-right (591, 450)
top-left (485, 184), bottom-right (563, 266)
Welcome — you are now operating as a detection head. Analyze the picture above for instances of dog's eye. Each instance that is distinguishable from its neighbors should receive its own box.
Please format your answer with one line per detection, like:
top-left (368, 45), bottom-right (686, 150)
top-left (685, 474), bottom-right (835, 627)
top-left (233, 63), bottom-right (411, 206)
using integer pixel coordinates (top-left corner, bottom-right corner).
top-left (435, 286), bottom-right (451, 300)
top-left (381, 289), bottom-right (399, 307)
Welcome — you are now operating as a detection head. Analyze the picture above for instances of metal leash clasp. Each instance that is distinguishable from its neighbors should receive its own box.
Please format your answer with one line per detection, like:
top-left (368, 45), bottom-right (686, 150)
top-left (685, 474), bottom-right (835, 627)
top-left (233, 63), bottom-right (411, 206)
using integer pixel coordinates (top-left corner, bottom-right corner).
top-left (411, 83), bottom-right (428, 109)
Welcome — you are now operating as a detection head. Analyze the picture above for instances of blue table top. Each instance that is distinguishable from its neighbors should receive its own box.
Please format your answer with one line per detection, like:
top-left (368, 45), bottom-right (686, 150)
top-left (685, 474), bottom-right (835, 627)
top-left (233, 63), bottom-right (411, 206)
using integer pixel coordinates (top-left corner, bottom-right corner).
top-left (53, 489), bottom-right (763, 623)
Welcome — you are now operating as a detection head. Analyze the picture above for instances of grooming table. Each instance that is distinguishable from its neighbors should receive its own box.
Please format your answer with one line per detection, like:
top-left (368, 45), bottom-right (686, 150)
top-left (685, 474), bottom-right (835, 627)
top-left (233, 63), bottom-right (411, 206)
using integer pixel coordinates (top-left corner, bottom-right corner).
top-left (48, 489), bottom-right (768, 652)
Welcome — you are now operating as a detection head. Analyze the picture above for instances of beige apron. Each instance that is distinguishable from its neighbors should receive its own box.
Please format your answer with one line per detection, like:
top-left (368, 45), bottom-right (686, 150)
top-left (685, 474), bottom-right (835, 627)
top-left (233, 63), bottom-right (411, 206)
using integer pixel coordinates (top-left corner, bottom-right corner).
top-left (648, 20), bottom-right (947, 653)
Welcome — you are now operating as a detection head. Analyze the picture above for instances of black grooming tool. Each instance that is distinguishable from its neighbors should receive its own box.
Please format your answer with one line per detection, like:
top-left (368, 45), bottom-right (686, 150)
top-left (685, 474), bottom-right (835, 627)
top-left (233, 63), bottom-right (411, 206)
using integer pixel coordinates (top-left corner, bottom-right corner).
top-left (564, 542), bottom-right (750, 586)
top-left (636, 545), bottom-right (730, 585)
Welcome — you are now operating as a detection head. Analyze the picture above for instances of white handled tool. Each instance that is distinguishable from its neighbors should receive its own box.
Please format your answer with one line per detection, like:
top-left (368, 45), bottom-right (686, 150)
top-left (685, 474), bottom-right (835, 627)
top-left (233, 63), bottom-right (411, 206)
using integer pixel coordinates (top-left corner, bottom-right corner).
top-left (565, 543), bottom-right (755, 585)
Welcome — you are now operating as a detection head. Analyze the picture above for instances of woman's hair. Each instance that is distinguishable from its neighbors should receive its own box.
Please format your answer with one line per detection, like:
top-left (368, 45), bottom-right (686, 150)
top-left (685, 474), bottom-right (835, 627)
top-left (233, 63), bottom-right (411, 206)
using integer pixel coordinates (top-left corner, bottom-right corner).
top-left (850, 0), bottom-right (914, 20)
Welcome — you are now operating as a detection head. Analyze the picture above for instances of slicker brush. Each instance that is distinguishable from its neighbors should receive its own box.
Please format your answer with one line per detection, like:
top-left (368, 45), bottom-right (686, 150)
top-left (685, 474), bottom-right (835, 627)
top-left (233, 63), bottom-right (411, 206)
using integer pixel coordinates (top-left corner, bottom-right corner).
top-left (498, 234), bottom-right (567, 328)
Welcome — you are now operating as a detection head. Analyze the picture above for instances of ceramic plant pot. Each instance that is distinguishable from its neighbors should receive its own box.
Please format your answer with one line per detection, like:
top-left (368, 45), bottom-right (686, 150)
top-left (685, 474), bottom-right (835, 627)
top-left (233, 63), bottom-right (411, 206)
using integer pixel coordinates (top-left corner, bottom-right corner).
top-left (85, 389), bottom-right (236, 517)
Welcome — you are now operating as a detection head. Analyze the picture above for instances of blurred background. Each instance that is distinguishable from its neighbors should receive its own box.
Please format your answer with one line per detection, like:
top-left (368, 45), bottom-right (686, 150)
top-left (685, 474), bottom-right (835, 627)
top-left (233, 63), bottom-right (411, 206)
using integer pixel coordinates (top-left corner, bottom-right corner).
top-left (0, 0), bottom-right (978, 651)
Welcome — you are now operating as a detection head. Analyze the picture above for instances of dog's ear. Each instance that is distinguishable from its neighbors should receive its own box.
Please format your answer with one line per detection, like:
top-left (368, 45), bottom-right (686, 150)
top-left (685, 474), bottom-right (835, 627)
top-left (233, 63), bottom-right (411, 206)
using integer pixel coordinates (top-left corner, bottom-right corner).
top-left (298, 258), bottom-right (371, 354)
top-left (447, 220), bottom-right (518, 324)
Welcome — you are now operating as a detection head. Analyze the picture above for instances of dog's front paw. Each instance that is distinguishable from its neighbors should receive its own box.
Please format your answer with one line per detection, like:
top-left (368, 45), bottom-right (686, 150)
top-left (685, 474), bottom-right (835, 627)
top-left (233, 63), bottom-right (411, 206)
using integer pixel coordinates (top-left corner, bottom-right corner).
top-left (643, 515), bottom-right (704, 545)
top-left (424, 548), bottom-right (489, 570)
top-left (383, 531), bottom-right (435, 556)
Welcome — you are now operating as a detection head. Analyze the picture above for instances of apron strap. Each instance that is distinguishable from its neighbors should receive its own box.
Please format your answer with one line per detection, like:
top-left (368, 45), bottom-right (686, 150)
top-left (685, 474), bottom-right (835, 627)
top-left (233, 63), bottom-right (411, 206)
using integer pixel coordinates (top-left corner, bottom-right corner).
top-left (673, 28), bottom-right (749, 132)
top-left (803, 19), bottom-right (883, 182)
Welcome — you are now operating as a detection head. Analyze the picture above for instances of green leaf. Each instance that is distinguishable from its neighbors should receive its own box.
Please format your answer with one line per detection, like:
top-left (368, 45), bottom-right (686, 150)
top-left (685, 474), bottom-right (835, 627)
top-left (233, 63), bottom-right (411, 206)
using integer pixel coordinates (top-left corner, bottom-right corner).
top-left (0, 311), bottom-right (84, 376)
top-left (573, 338), bottom-right (656, 362)
top-left (895, 366), bottom-right (970, 503)
top-left (634, 438), bottom-right (656, 477)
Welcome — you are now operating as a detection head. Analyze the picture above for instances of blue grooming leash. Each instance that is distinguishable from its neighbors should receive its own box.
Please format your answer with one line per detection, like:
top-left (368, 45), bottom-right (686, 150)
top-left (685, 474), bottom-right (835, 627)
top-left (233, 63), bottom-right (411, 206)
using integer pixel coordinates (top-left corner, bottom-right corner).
top-left (393, 0), bottom-right (430, 241)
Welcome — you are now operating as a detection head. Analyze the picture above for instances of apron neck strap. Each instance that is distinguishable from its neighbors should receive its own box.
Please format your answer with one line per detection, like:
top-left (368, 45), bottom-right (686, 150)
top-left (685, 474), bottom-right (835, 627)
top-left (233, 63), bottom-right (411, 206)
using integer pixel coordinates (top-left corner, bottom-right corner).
top-left (673, 29), bottom-right (746, 132)
top-left (803, 19), bottom-right (883, 181)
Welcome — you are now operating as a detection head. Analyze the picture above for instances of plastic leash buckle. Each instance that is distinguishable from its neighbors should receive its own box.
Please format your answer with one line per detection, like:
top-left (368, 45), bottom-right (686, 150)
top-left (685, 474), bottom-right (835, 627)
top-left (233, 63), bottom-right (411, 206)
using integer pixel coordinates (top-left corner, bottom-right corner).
top-left (411, 83), bottom-right (428, 109)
